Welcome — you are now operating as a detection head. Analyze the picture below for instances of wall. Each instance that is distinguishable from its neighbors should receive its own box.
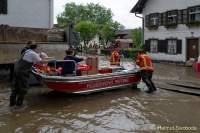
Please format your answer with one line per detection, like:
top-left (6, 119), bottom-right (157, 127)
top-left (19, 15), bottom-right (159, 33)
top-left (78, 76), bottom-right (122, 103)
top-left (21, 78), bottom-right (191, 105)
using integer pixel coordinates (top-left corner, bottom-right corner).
top-left (143, 0), bottom-right (200, 62)
top-left (0, 26), bottom-right (48, 42)
top-left (0, 0), bottom-right (53, 29)
top-left (0, 43), bottom-right (69, 64)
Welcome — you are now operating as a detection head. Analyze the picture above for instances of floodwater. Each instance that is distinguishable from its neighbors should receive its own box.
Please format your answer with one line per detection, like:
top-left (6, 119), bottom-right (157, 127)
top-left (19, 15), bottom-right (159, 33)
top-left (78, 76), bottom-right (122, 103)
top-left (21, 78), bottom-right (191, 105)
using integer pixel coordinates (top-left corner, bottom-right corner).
top-left (0, 84), bottom-right (200, 133)
top-left (0, 58), bottom-right (200, 133)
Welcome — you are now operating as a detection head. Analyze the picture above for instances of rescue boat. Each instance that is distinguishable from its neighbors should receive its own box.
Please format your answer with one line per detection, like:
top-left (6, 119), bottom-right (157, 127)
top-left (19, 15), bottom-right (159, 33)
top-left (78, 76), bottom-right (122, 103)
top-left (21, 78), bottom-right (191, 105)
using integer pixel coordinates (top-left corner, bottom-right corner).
top-left (32, 60), bottom-right (141, 94)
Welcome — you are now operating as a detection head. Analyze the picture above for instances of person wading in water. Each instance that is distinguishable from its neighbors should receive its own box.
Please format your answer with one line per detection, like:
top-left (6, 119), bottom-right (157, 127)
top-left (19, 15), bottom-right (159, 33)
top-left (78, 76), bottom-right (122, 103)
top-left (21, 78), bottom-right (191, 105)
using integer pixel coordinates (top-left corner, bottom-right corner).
top-left (10, 42), bottom-right (46, 107)
top-left (135, 50), bottom-right (157, 93)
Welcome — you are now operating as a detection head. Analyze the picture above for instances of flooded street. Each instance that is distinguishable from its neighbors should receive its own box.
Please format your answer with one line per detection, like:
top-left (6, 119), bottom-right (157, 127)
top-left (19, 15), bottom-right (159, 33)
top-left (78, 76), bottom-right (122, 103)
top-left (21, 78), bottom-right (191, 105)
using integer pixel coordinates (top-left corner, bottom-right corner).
top-left (0, 84), bottom-right (200, 133)
top-left (0, 58), bottom-right (200, 132)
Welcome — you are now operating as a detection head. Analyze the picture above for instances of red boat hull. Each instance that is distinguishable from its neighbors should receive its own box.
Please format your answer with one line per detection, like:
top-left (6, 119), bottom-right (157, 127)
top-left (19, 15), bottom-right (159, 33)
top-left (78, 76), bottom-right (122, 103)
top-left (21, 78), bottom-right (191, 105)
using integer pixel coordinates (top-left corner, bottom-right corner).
top-left (44, 73), bottom-right (141, 94)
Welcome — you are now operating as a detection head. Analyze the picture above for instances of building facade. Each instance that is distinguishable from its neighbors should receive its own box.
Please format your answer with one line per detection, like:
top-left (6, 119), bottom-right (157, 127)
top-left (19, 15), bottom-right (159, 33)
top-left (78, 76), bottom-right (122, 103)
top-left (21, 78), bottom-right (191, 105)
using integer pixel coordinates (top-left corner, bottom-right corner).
top-left (115, 29), bottom-right (134, 49)
top-left (0, 0), bottom-right (54, 29)
top-left (131, 0), bottom-right (200, 63)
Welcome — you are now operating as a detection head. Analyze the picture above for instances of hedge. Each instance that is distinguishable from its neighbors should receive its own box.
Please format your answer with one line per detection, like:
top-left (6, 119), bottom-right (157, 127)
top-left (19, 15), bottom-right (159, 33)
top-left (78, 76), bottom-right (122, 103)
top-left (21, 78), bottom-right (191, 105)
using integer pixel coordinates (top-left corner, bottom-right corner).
top-left (101, 48), bottom-right (140, 59)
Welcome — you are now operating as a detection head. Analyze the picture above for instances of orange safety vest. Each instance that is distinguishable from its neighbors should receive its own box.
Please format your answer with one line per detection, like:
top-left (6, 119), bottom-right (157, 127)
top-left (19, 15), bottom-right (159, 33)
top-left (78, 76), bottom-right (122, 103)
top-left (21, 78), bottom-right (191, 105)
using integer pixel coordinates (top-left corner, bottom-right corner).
top-left (110, 49), bottom-right (120, 65)
top-left (136, 54), bottom-right (154, 71)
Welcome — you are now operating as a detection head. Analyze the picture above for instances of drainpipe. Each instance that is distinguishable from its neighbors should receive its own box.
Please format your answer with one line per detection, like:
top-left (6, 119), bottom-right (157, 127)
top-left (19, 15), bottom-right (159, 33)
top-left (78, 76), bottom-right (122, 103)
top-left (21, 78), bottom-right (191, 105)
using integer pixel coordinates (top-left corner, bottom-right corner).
top-left (49, 0), bottom-right (53, 29)
top-left (135, 13), bottom-right (144, 45)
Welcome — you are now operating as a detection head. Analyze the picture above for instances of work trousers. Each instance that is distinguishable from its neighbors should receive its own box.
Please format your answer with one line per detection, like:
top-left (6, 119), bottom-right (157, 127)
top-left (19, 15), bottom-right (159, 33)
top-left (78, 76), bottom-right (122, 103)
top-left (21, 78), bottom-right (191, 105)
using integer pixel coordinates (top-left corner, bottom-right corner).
top-left (10, 71), bottom-right (30, 106)
top-left (140, 70), bottom-right (156, 92)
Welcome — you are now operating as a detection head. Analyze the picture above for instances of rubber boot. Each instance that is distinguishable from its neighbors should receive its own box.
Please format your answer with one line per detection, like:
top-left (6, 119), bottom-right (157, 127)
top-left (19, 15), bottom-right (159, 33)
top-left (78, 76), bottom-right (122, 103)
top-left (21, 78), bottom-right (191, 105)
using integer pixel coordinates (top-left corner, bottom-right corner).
top-left (16, 96), bottom-right (24, 107)
top-left (10, 94), bottom-right (16, 106)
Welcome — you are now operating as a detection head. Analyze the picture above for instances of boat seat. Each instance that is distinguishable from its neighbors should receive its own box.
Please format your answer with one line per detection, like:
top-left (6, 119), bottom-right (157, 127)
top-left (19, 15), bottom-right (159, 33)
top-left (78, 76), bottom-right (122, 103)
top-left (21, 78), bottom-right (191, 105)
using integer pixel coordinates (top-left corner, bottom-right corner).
top-left (48, 60), bottom-right (77, 76)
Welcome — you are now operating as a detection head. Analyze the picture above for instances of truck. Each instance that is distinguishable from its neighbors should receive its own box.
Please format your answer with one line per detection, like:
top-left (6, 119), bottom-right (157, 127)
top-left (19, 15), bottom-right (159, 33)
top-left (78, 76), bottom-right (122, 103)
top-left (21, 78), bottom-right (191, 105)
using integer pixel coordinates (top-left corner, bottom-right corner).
top-left (0, 23), bottom-right (80, 80)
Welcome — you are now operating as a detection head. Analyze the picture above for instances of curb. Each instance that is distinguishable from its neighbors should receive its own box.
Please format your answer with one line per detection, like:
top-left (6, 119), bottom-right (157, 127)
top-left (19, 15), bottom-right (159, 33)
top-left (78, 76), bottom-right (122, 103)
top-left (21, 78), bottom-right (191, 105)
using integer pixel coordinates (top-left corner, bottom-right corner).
top-left (155, 81), bottom-right (200, 96)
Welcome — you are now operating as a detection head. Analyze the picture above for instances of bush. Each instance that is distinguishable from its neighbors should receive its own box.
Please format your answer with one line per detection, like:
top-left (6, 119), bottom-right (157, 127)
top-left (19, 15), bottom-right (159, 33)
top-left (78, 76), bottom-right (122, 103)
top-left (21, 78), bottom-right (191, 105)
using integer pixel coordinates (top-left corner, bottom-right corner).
top-left (100, 49), bottom-right (112, 55)
top-left (121, 48), bottom-right (139, 59)
top-left (101, 48), bottom-right (139, 59)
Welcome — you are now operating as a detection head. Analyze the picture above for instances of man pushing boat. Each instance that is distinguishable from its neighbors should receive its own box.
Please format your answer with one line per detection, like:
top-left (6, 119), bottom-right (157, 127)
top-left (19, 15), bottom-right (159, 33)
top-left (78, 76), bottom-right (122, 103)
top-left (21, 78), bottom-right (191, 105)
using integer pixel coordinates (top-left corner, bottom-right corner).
top-left (10, 41), bottom-right (52, 107)
top-left (135, 50), bottom-right (157, 93)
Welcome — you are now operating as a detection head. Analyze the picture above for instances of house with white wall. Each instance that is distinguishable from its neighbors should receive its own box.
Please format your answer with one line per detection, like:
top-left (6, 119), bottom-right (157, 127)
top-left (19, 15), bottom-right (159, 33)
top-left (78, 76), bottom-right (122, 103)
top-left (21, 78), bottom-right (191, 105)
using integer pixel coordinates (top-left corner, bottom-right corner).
top-left (0, 0), bottom-right (54, 29)
top-left (131, 0), bottom-right (200, 63)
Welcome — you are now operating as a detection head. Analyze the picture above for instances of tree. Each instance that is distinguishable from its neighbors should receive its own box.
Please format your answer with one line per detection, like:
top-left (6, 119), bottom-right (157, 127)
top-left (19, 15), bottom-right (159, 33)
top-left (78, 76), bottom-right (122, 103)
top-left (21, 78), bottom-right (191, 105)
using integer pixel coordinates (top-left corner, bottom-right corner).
top-left (131, 28), bottom-right (143, 49)
top-left (99, 23), bottom-right (116, 46)
top-left (57, 2), bottom-right (123, 47)
top-left (75, 21), bottom-right (98, 49)
top-left (57, 2), bottom-right (113, 27)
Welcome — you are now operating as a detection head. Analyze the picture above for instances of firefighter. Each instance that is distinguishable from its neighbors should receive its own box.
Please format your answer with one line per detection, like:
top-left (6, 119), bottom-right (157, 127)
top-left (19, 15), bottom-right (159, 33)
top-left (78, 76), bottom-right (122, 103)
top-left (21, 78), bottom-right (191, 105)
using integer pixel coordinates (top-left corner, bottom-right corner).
top-left (110, 41), bottom-right (120, 66)
top-left (136, 50), bottom-right (156, 93)
top-left (110, 49), bottom-right (120, 65)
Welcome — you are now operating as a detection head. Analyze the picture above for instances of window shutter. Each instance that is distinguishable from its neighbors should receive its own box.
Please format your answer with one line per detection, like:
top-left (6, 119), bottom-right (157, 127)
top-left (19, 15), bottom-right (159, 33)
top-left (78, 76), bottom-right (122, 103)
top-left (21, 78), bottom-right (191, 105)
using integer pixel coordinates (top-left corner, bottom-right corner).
top-left (0, 0), bottom-right (2, 14)
top-left (3, 0), bottom-right (7, 14)
top-left (162, 12), bottom-right (167, 26)
top-left (158, 40), bottom-right (167, 53)
top-left (182, 9), bottom-right (188, 24)
top-left (177, 40), bottom-right (182, 54)
top-left (178, 10), bottom-right (182, 24)
top-left (0, 0), bottom-right (7, 14)
top-left (165, 40), bottom-right (168, 53)
top-left (158, 13), bottom-right (162, 26)
top-left (145, 40), bottom-right (150, 52)
top-left (145, 15), bottom-right (150, 27)
top-left (2, 0), bottom-right (5, 14)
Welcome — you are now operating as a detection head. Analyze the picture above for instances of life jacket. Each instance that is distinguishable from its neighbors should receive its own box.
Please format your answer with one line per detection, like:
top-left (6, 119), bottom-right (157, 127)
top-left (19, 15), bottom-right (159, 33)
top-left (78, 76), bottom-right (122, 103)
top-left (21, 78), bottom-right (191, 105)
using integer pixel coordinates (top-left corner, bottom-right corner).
top-left (110, 49), bottom-right (120, 65)
top-left (136, 54), bottom-right (154, 71)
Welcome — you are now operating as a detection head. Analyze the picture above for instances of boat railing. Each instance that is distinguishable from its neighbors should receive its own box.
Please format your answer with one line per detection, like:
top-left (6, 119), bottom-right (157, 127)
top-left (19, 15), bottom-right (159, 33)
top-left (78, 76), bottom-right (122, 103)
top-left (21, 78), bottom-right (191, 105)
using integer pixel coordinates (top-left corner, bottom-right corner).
top-left (47, 60), bottom-right (77, 76)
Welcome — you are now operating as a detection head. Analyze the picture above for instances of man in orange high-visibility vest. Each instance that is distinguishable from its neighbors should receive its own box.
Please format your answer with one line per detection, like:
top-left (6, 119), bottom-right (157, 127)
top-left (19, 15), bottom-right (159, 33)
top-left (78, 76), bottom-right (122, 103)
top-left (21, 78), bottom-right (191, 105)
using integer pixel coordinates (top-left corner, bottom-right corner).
top-left (136, 50), bottom-right (156, 93)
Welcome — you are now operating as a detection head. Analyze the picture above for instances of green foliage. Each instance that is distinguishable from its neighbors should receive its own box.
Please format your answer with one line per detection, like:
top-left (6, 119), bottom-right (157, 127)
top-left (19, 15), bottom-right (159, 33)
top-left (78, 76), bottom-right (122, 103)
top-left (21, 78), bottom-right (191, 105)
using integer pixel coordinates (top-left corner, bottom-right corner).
top-left (57, 2), bottom-right (113, 27)
top-left (125, 48), bottom-right (138, 59)
top-left (131, 28), bottom-right (143, 49)
top-left (57, 2), bottom-right (122, 47)
top-left (99, 23), bottom-right (115, 45)
top-left (75, 21), bottom-right (98, 48)
top-left (101, 48), bottom-right (139, 59)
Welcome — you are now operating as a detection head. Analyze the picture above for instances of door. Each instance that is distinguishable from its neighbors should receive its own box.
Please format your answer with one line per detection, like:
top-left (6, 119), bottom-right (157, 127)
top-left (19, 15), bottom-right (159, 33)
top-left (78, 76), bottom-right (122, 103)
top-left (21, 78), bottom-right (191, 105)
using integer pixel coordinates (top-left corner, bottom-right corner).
top-left (187, 38), bottom-right (199, 60)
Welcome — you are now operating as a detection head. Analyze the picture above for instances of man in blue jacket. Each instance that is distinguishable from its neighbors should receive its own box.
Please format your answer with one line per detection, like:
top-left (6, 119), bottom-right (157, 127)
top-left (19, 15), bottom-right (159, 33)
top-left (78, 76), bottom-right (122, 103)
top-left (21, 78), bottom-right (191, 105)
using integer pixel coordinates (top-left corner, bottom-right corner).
top-left (62, 49), bottom-right (84, 76)
top-left (64, 49), bottom-right (84, 63)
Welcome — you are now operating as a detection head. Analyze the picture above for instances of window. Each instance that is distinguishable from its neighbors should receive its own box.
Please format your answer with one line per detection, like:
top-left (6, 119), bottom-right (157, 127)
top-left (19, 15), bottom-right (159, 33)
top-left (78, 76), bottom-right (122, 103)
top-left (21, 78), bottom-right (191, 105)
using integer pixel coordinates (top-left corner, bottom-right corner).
top-left (167, 10), bottom-right (178, 25)
top-left (0, 0), bottom-right (7, 14)
top-left (150, 40), bottom-right (158, 53)
top-left (149, 14), bottom-right (159, 26)
top-left (188, 6), bottom-right (200, 23)
top-left (167, 39), bottom-right (177, 54)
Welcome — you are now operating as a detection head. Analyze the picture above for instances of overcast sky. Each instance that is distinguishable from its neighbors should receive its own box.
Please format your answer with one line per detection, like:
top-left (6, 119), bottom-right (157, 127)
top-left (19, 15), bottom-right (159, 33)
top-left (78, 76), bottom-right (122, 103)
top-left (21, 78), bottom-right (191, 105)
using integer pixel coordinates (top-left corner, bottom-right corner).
top-left (54, 0), bottom-right (142, 29)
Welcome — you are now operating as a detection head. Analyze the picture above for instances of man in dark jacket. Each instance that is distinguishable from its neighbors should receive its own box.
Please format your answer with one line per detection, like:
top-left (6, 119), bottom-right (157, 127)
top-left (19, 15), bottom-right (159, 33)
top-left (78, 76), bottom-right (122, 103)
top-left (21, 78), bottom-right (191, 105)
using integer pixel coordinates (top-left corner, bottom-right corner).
top-left (63, 49), bottom-right (84, 76)
top-left (64, 49), bottom-right (84, 63)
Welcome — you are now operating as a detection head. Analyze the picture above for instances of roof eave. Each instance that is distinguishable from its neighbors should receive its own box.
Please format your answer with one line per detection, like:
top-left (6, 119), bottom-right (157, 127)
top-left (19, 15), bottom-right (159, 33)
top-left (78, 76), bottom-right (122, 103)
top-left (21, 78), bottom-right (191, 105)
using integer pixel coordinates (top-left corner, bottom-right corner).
top-left (130, 0), bottom-right (147, 14)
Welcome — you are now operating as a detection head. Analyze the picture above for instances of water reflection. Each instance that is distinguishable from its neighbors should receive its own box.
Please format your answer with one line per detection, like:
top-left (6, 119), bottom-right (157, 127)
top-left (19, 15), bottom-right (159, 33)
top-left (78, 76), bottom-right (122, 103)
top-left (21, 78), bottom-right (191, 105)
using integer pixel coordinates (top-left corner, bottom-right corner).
top-left (0, 86), bottom-right (200, 133)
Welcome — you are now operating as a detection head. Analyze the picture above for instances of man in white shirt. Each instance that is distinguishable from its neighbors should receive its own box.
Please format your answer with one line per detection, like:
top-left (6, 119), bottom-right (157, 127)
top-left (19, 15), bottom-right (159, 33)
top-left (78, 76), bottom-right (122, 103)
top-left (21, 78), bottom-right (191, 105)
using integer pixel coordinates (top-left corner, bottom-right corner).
top-left (10, 42), bottom-right (42, 107)
top-left (23, 48), bottom-right (42, 64)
